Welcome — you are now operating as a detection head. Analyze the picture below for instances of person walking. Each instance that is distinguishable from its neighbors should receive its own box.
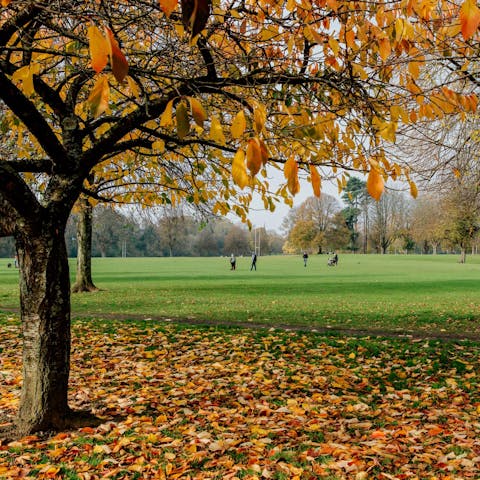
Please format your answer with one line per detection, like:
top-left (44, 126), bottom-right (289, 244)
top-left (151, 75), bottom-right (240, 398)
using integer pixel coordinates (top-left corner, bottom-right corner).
top-left (250, 252), bottom-right (257, 271)
top-left (230, 253), bottom-right (236, 270)
top-left (303, 251), bottom-right (308, 267)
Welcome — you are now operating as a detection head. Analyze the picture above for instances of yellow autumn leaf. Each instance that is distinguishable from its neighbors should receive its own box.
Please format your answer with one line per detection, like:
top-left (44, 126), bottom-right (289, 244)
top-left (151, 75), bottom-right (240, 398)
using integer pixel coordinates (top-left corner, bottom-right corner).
top-left (259, 26), bottom-right (278, 41)
top-left (176, 101), bottom-right (190, 139)
top-left (352, 63), bottom-right (368, 80)
top-left (231, 148), bottom-right (249, 189)
top-left (87, 75), bottom-right (110, 117)
top-left (408, 60), bottom-right (420, 79)
top-left (345, 29), bottom-right (356, 48)
top-left (409, 180), bottom-right (418, 198)
top-left (209, 116), bottom-right (226, 145)
top-left (231, 110), bottom-right (246, 139)
top-left (246, 137), bottom-right (262, 176)
top-left (379, 120), bottom-right (397, 143)
top-left (88, 25), bottom-right (109, 74)
top-left (460, 0), bottom-right (480, 40)
top-left (309, 165), bottom-right (321, 197)
top-left (126, 76), bottom-right (141, 98)
top-left (253, 102), bottom-right (267, 134)
top-left (378, 38), bottom-right (391, 61)
top-left (12, 65), bottom-right (35, 96)
top-left (159, 0), bottom-right (178, 17)
top-left (284, 156), bottom-right (300, 195)
top-left (160, 99), bottom-right (174, 127)
top-left (366, 166), bottom-right (384, 201)
top-left (328, 37), bottom-right (340, 56)
top-left (152, 140), bottom-right (165, 153)
top-left (188, 96), bottom-right (207, 127)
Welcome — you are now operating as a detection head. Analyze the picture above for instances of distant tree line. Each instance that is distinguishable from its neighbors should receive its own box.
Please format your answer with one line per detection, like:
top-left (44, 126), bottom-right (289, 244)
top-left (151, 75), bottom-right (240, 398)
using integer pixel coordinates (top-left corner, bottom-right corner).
top-left (283, 178), bottom-right (480, 261)
top-left (58, 206), bottom-right (284, 258)
top-left (3, 178), bottom-right (477, 261)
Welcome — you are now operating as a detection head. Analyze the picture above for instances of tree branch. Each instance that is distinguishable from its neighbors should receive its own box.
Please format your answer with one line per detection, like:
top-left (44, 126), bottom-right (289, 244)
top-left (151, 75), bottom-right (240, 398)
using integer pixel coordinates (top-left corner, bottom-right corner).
top-left (0, 163), bottom-right (42, 221)
top-left (5, 158), bottom-right (53, 173)
top-left (0, 70), bottom-right (68, 166)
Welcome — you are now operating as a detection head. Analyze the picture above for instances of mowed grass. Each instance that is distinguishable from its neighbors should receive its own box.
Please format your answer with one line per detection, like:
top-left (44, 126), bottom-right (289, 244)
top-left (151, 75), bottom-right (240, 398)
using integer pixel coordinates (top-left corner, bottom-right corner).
top-left (0, 254), bottom-right (479, 335)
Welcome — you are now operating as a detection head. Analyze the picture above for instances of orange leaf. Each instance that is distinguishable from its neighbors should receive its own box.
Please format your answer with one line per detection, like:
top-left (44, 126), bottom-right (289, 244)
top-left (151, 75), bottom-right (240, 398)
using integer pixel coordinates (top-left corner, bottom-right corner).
top-left (284, 156), bottom-right (300, 196)
top-left (159, 0), bottom-right (179, 17)
top-left (246, 137), bottom-right (262, 176)
top-left (460, 0), bottom-right (480, 40)
top-left (409, 180), bottom-right (418, 198)
top-left (87, 75), bottom-right (110, 117)
top-left (427, 425), bottom-right (443, 436)
top-left (188, 96), bottom-right (207, 127)
top-left (105, 27), bottom-right (129, 83)
top-left (370, 430), bottom-right (386, 439)
top-left (1, 0), bottom-right (12, 6)
top-left (378, 38), bottom-right (391, 61)
top-left (160, 99), bottom-right (174, 127)
top-left (258, 138), bottom-right (269, 165)
top-left (309, 165), bottom-right (321, 197)
top-left (88, 25), bottom-right (109, 74)
top-left (366, 166), bottom-right (384, 201)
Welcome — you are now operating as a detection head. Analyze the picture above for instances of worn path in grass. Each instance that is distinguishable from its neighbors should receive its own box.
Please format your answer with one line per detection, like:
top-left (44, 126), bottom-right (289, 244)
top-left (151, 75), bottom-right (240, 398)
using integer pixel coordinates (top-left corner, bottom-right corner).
top-left (0, 317), bottom-right (479, 479)
top-left (1, 305), bottom-right (480, 342)
top-left (1, 255), bottom-right (480, 340)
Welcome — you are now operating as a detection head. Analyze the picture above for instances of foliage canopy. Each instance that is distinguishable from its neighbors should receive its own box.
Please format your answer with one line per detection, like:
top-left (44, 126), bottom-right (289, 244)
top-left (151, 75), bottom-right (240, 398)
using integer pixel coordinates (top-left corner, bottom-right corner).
top-left (1, 0), bottom-right (479, 220)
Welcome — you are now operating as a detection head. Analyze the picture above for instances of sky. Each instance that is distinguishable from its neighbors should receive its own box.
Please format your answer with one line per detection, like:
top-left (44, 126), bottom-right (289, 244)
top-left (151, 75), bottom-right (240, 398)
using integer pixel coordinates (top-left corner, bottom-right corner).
top-left (241, 168), bottom-right (343, 233)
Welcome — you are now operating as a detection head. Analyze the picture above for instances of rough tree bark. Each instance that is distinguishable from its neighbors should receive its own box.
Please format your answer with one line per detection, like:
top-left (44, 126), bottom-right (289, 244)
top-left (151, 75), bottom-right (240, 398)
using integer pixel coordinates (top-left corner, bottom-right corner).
top-left (72, 197), bottom-right (97, 293)
top-left (15, 216), bottom-right (72, 434)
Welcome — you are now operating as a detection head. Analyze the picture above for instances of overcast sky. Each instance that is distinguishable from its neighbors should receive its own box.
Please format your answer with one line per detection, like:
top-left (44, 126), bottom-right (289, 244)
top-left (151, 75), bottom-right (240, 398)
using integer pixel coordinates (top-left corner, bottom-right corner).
top-left (243, 169), bottom-right (343, 233)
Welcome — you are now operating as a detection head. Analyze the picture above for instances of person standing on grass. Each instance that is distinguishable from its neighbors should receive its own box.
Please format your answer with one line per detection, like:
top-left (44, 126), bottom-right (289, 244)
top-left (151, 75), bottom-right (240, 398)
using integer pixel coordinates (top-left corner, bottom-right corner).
top-left (230, 253), bottom-right (236, 270)
top-left (250, 252), bottom-right (257, 271)
top-left (303, 251), bottom-right (308, 267)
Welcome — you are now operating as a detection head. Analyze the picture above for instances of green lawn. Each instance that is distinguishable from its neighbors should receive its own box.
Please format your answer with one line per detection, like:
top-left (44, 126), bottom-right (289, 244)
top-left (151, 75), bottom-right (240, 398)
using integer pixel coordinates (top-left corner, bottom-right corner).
top-left (1, 255), bottom-right (480, 479)
top-left (0, 254), bottom-right (479, 336)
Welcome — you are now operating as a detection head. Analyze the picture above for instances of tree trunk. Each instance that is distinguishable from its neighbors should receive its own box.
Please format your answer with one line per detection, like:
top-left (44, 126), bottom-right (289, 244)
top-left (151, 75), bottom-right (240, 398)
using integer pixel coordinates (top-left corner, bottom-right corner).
top-left (459, 247), bottom-right (467, 264)
top-left (15, 223), bottom-right (72, 434)
top-left (72, 198), bottom-right (97, 293)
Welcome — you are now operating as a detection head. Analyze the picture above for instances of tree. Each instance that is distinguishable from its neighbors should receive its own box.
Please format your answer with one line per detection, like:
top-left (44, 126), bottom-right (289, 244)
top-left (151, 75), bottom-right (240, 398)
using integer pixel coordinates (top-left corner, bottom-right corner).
top-left (369, 191), bottom-right (407, 254)
top-left (323, 212), bottom-right (351, 252)
top-left (224, 225), bottom-right (250, 256)
top-left (443, 185), bottom-right (480, 263)
top-left (195, 225), bottom-right (219, 256)
top-left (72, 197), bottom-right (97, 292)
top-left (0, 236), bottom-right (15, 258)
top-left (284, 194), bottom-right (340, 253)
top-left (342, 178), bottom-right (368, 253)
top-left (155, 205), bottom-right (190, 257)
top-left (0, 0), bottom-right (478, 436)
top-left (410, 195), bottom-right (446, 254)
top-left (287, 219), bottom-right (319, 253)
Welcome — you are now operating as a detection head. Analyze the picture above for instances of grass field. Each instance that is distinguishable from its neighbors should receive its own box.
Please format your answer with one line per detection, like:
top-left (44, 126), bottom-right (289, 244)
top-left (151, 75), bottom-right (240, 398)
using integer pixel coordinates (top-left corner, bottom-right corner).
top-left (1, 255), bottom-right (480, 479)
top-left (0, 254), bottom-right (479, 336)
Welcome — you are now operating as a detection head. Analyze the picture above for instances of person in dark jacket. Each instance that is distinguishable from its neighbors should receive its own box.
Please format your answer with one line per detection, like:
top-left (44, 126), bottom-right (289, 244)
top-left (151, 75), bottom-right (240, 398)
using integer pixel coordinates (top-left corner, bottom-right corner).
top-left (250, 252), bottom-right (257, 271)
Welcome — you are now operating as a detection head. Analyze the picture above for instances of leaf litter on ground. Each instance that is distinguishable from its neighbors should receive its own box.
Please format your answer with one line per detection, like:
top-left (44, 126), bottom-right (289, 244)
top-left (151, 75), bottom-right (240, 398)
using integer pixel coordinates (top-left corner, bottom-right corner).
top-left (0, 316), bottom-right (479, 479)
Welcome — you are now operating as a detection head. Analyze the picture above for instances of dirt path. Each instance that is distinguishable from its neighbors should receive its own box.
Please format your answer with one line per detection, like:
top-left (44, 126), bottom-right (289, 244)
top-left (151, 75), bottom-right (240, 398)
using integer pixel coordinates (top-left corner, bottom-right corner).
top-left (2, 306), bottom-right (479, 342)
